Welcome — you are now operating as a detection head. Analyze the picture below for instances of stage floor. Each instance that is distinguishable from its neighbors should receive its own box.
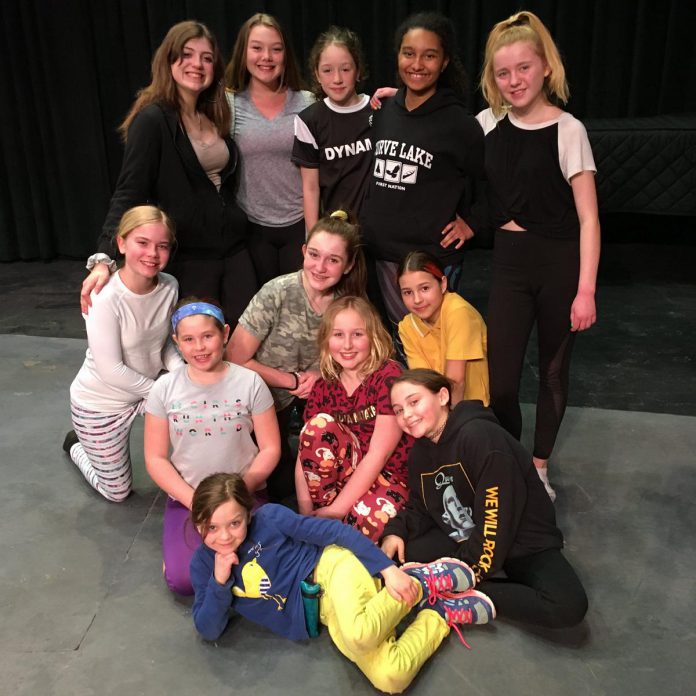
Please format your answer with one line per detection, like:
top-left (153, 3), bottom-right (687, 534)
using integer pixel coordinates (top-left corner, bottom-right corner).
top-left (1, 243), bottom-right (694, 695)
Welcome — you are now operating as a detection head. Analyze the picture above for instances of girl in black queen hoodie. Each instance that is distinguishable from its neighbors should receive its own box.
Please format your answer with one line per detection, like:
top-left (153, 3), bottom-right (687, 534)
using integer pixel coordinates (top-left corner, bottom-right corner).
top-left (361, 12), bottom-right (485, 325)
top-left (383, 369), bottom-right (587, 629)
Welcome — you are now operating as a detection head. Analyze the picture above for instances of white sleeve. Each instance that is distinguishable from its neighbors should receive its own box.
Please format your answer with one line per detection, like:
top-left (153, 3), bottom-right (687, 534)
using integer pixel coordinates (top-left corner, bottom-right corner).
top-left (558, 115), bottom-right (596, 182)
top-left (476, 108), bottom-right (501, 136)
top-left (85, 293), bottom-right (154, 398)
top-left (162, 338), bottom-right (185, 372)
top-left (293, 113), bottom-right (318, 147)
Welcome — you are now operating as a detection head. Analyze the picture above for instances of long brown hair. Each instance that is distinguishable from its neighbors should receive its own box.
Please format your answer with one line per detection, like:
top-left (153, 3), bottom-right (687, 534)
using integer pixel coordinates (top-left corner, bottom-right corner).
top-left (224, 13), bottom-right (303, 92)
top-left (119, 21), bottom-right (230, 139)
top-left (305, 210), bottom-right (366, 298)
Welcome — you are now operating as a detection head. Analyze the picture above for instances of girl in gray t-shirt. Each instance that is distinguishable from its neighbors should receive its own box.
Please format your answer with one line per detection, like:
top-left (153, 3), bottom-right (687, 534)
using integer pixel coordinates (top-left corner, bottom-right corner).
top-left (145, 299), bottom-right (280, 595)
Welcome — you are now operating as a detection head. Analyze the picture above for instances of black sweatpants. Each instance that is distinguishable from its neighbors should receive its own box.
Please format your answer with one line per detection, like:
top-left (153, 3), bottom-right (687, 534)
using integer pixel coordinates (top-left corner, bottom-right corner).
top-left (487, 230), bottom-right (579, 459)
top-left (168, 247), bottom-right (258, 329)
top-left (248, 219), bottom-right (305, 286)
top-left (405, 529), bottom-right (587, 629)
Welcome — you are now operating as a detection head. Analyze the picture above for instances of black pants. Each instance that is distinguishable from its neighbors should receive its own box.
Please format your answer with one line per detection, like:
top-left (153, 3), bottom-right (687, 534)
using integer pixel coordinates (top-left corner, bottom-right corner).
top-left (266, 398), bottom-right (304, 503)
top-left (167, 247), bottom-right (257, 329)
top-left (487, 230), bottom-right (579, 459)
top-left (405, 529), bottom-right (587, 629)
top-left (248, 219), bottom-right (305, 286)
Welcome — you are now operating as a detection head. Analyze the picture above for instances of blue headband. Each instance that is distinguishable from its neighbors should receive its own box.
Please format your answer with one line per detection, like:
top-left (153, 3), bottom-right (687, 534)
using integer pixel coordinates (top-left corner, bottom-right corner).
top-left (171, 302), bottom-right (225, 331)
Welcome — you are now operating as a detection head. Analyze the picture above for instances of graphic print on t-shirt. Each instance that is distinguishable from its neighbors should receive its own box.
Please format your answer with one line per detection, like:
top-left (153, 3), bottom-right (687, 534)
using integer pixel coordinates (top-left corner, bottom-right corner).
top-left (373, 139), bottom-right (432, 190)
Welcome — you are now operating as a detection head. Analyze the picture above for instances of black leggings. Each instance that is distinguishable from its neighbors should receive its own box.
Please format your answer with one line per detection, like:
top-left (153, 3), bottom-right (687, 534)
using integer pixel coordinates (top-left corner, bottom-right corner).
top-left (405, 529), bottom-right (587, 629)
top-left (167, 247), bottom-right (258, 329)
top-left (487, 230), bottom-right (579, 459)
top-left (248, 219), bottom-right (305, 286)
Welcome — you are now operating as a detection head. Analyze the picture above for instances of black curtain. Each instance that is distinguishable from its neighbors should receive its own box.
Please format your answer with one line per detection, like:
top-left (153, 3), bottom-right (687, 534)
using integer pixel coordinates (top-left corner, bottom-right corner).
top-left (1, 0), bottom-right (694, 261)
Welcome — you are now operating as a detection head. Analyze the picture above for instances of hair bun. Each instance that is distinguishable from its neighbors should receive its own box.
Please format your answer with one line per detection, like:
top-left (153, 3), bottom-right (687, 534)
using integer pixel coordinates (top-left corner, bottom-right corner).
top-left (329, 210), bottom-right (348, 221)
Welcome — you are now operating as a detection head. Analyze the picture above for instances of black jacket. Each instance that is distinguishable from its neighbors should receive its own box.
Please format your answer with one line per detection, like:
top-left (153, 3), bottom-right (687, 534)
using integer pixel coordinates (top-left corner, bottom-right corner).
top-left (97, 103), bottom-right (247, 260)
top-left (360, 87), bottom-right (485, 265)
top-left (383, 401), bottom-right (563, 582)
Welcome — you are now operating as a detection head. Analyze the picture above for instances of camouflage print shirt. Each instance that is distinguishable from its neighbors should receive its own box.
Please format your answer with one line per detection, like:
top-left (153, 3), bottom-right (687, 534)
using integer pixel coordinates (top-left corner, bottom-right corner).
top-left (238, 271), bottom-right (324, 410)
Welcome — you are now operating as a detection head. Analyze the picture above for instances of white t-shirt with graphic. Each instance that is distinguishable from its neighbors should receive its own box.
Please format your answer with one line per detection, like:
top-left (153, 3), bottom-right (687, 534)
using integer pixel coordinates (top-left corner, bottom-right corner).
top-left (145, 362), bottom-right (274, 488)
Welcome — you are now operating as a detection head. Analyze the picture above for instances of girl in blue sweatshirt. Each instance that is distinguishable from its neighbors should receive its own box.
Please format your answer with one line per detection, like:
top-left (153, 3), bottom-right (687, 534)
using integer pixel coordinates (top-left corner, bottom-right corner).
top-left (190, 473), bottom-right (494, 693)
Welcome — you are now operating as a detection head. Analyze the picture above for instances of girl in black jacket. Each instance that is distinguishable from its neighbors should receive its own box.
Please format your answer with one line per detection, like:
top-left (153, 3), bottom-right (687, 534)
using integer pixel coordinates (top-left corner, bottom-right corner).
top-left (384, 368), bottom-right (587, 629)
top-left (80, 21), bottom-right (254, 328)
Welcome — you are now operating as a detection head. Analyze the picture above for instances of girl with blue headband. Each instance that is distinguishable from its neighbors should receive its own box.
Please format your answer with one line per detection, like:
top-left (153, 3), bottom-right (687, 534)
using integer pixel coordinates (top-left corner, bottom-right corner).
top-left (64, 205), bottom-right (182, 502)
top-left (144, 297), bottom-right (281, 595)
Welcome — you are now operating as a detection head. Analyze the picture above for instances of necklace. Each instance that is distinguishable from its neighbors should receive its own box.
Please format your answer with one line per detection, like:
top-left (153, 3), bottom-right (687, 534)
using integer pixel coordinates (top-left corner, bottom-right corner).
top-left (301, 273), bottom-right (330, 315)
top-left (429, 414), bottom-right (449, 442)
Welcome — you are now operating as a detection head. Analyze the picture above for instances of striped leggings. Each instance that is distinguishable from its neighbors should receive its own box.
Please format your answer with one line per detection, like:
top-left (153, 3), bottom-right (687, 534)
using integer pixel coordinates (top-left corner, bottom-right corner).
top-left (68, 400), bottom-right (145, 502)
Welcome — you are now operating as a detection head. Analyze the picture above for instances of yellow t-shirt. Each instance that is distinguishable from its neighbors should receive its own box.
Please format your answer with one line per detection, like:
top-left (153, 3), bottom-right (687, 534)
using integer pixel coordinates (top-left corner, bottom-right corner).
top-left (398, 292), bottom-right (490, 405)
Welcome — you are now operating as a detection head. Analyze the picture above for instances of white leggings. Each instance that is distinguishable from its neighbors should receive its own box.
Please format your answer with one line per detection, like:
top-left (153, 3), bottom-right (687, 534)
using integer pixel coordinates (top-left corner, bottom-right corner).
top-left (68, 400), bottom-right (145, 502)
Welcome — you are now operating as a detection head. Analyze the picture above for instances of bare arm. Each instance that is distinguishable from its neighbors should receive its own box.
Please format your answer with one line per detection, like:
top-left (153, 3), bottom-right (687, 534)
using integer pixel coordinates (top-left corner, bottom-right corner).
top-left (243, 406), bottom-right (281, 492)
top-left (318, 415), bottom-right (403, 518)
top-left (226, 324), bottom-right (297, 390)
top-left (144, 413), bottom-right (194, 509)
top-left (569, 171), bottom-right (601, 332)
top-left (444, 358), bottom-right (467, 406)
top-left (295, 454), bottom-right (314, 515)
top-left (300, 166), bottom-right (320, 232)
top-left (80, 264), bottom-right (112, 314)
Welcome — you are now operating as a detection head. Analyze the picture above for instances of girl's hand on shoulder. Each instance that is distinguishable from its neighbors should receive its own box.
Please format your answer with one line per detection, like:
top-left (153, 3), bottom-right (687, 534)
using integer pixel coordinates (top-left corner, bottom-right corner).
top-left (441, 214), bottom-right (474, 250)
top-left (380, 565), bottom-right (418, 605)
top-left (380, 534), bottom-right (406, 563)
top-left (570, 290), bottom-right (597, 332)
top-left (291, 370), bottom-right (320, 399)
top-left (80, 264), bottom-right (111, 314)
top-left (370, 87), bottom-right (398, 110)
top-left (214, 551), bottom-right (239, 585)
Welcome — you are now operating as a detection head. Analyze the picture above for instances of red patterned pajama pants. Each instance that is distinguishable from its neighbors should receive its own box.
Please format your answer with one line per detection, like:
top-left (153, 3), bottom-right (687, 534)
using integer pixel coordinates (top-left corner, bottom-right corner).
top-left (299, 413), bottom-right (408, 541)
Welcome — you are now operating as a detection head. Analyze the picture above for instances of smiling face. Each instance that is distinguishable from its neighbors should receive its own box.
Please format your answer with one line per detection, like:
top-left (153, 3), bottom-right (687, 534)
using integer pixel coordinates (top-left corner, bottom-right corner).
top-left (492, 40), bottom-right (549, 116)
top-left (390, 381), bottom-right (449, 440)
top-left (398, 28), bottom-right (449, 102)
top-left (117, 222), bottom-right (172, 286)
top-left (328, 308), bottom-right (371, 374)
top-left (246, 24), bottom-right (285, 88)
top-left (202, 499), bottom-right (249, 555)
top-left (399, 270), bottom-right (447, 323)
top-left (302, 230), bottom-right (353, 293)
top-left (315, 43), bottom-right (359, 107)
top-left (173, 314), bottom-right (229, 374)
top-left (170, 37), bottom-right (214, 99)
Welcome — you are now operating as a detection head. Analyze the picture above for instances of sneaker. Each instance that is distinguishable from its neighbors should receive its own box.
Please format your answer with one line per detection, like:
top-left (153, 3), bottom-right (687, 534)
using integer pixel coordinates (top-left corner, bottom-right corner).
top-left (424, 589), bottom-right (496, 647)
top-left (62, 430), bottom-right (79, 454)
top-left (402, 557), bottom-right (475, 604)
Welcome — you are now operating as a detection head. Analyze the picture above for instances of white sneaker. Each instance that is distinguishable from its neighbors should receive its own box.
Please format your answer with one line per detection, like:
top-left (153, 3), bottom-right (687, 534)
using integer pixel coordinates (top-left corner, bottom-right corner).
top-left (536, 466), bottom-right (557, 502)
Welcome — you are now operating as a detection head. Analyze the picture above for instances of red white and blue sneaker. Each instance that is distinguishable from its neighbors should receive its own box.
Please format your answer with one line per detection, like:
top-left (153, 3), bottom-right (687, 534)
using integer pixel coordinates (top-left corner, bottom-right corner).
top-left (401, 557), bottom-right (475, 605)
top-left (423, 589), bottom-right (496, 648)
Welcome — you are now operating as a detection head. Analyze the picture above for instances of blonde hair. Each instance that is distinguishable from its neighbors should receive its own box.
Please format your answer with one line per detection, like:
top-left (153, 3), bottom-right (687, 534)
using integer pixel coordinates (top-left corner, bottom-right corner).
top-left (116, 205), bottom-right (176, 245)
top-left (317, 296), bottom-right (393, 382)
top-left (480, 10), bottom-right (568, 117)
top-left (119, 21), bottom-right (230, 139)
top-left (224, 13), bottom-right (303, 92)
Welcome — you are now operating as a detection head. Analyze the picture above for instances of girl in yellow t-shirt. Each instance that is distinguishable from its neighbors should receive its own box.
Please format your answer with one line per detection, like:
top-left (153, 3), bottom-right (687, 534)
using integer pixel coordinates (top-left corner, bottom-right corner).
top-left (397, 251), bottom-right (489, 406)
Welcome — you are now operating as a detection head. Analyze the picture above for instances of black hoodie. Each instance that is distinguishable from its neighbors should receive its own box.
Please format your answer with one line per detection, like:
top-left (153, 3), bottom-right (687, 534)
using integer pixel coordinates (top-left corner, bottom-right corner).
top-left (360, 87), bottom-right (485, 265)
top-left (382, 401), bottom-right (563, 583)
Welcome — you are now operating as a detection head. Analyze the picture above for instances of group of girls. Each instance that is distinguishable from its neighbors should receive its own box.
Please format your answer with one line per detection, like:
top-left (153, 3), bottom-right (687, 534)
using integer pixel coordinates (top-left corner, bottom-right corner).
top-left (63, 7), bottom-right (598, 693)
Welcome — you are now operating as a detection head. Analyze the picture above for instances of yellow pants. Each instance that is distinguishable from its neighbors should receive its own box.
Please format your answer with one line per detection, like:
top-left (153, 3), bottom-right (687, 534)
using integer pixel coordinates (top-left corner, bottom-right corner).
top-left (316, 545), bottom-right (450, 694)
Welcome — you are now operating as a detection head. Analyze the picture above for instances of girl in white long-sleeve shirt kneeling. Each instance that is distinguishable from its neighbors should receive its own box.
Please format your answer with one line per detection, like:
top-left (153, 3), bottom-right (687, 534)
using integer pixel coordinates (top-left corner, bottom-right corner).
top-left (64, 205), bottom-right (182, 502)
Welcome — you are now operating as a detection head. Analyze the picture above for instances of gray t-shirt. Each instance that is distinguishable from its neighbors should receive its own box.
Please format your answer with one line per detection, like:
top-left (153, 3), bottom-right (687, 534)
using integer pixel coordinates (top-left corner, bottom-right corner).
top-left (232, 89), bottom-right (314, 227)
top-left (145, 362), bottom-right (274, 488)
top-left (238, 271), bottom-right (323, 411)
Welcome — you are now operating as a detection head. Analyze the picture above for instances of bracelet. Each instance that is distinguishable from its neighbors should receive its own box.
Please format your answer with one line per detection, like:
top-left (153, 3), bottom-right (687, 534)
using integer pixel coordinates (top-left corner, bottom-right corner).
top-left (289, 371), bottom-right (299, 391)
